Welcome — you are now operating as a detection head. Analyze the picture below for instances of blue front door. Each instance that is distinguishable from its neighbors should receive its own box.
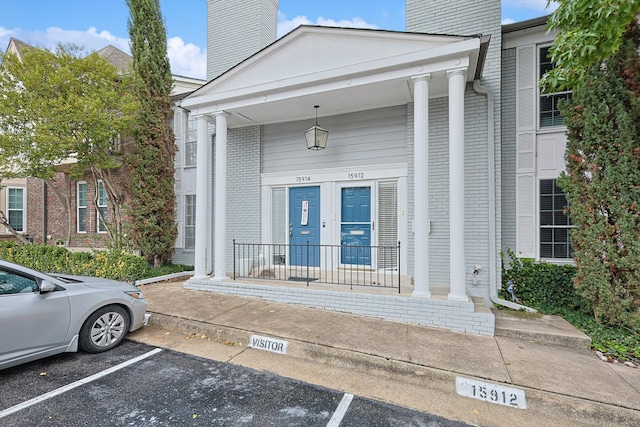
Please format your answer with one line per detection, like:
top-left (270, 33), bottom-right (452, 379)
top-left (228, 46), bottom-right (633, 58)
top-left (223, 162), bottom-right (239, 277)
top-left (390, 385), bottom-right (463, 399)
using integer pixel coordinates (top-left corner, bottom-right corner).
top-left (341, 187), bottom-right (371, 265)
top-left (289, 186), bottom-right (320, 267)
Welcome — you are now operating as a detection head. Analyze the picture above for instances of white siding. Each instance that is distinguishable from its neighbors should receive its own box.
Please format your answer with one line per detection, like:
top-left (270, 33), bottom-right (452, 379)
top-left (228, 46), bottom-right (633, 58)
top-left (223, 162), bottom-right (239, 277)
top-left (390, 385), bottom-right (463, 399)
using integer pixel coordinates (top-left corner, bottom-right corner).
top-left (262, 106), bottom-right (407, 173)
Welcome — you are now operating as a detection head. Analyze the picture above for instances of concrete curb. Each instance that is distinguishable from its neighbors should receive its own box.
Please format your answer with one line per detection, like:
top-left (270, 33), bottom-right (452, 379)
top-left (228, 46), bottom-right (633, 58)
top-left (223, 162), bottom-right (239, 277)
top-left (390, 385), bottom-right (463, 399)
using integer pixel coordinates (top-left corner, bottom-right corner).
top-left (146, 312), bottom-right (640, 427)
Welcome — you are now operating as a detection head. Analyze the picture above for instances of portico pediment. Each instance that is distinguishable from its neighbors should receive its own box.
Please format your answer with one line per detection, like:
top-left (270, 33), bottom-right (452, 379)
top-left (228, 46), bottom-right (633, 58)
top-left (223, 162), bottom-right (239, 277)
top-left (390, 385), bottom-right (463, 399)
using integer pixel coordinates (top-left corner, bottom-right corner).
top-left (182, 26), bottom-right (485, 126)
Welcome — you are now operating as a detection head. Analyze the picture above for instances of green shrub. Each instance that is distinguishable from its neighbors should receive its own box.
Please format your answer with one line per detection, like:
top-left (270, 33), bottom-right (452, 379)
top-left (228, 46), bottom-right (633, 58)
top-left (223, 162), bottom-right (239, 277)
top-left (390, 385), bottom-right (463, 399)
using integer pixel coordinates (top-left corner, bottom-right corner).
top-left (501, 248), bottom-right (639, 362)
top-left (144, 263), bottom-right (193, 279)
top-left (0, 242), bottom-right (147, 282)
top-left (500, 249), bottom-right (585, 314)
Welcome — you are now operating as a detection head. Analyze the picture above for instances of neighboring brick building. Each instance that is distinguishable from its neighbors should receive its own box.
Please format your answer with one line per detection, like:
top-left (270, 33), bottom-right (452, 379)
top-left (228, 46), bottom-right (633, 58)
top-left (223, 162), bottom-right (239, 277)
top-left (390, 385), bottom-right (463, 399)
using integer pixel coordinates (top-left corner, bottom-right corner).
top-left (3, 39), bottom-right (204, 250)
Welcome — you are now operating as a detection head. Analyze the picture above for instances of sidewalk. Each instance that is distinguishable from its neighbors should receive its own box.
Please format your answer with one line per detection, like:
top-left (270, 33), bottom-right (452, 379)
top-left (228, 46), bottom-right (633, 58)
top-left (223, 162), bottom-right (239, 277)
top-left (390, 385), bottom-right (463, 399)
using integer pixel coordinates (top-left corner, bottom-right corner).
top-left (129, 280), bottom-right (640, 427)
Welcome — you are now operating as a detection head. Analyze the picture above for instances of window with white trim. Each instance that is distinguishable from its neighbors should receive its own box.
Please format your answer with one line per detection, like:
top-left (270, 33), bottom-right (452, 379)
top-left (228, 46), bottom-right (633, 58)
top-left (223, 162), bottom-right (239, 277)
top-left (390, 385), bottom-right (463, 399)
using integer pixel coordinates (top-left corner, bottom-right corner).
top-left (97, 180), bottom-right (108, 233)
top-left (7, 187), bottom-right (25, 232)
top-left (185, 114), bottom-right (197, 166)
top-left (539, 46), bottom-right (572, 128)
top-left (540, 179), bottom-right (573, 259)
top-left (184, 194), bottom-right (196, 249)
top-left (77, 182), bottom-right (87, 233)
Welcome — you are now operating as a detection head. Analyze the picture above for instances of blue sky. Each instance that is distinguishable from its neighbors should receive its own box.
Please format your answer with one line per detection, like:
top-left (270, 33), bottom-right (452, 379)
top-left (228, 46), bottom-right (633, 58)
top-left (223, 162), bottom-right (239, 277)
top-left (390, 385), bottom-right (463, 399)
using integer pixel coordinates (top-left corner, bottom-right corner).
top-left (1, 0), bottom-right (557, 79)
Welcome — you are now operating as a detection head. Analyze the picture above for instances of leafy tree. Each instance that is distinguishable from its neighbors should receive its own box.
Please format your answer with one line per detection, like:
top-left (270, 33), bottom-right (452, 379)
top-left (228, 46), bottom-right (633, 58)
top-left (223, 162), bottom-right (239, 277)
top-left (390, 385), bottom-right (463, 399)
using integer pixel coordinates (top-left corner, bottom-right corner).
top-left (0, 44), bottom-right (138, 244)
top-left (543, 0), bottom-right (640, 91)
top-left (558, 21), bottom-right (640, 330)
top-left (127, 0), bottom-right (177, 267)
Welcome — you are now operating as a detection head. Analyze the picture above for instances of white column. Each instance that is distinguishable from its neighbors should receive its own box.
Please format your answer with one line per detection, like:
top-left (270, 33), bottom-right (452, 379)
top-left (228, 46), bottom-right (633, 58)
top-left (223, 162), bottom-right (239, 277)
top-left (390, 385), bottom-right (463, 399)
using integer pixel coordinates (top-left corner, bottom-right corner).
top-left (448, 69), bottom-right (468, 301)
top-left (193, 116), bottom-right (210, 279)
top-left (213, 112), bottom-right (230, 281)
top-left (412, 74), bottom-right (431, 298)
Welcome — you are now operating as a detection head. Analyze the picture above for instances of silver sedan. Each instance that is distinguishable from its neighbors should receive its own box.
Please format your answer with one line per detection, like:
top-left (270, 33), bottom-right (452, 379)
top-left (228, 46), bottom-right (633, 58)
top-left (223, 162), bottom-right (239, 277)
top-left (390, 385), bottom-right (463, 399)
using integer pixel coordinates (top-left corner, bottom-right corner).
top-left (0, 259), bottom-right (149, 370)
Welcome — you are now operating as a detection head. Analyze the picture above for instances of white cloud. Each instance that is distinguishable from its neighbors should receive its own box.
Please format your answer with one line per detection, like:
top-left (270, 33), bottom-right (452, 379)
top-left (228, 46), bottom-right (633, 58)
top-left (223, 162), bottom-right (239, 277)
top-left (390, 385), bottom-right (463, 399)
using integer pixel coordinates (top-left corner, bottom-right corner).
top-left (0, 26), bottom-right (129, 56)
top-left (167, 36), bottom-right (206, 79)
top-left (501, 18), bottom-right (516, 25)
top-left (1, 26), bottom-right (206, 80)
top-left (277, 12), bottom-right (378, 38)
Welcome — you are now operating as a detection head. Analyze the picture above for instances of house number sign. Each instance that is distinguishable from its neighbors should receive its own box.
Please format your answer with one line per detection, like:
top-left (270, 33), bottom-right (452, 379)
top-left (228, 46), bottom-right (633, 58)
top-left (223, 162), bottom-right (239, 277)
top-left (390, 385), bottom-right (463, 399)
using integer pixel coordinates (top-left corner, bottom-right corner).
top-left (455, 376), bottom-right (527, 409)
top-left (348, 172), bottom-right (364, 180)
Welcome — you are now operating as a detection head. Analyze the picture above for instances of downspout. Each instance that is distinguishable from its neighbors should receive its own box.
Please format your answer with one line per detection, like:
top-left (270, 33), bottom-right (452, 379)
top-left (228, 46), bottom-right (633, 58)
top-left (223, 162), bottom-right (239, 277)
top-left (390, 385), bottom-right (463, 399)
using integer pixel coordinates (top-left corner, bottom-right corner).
top-left (473, 80), bottom-right (536, 312)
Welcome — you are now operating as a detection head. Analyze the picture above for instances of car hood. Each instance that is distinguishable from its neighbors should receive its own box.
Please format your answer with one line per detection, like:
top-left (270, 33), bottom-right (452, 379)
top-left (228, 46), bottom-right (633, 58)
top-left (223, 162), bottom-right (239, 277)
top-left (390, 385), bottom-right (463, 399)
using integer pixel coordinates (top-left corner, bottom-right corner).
top-left (48, 274), bottom-right (139, 291)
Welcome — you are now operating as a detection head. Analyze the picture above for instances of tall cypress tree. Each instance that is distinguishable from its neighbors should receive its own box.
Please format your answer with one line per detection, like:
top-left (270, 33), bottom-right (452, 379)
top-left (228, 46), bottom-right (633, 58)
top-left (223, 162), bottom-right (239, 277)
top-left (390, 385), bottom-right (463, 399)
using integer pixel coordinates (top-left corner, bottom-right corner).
top-left (558, 21), bottom-right (640, 329)
top-left (127, 0), bottom-right (177, 267)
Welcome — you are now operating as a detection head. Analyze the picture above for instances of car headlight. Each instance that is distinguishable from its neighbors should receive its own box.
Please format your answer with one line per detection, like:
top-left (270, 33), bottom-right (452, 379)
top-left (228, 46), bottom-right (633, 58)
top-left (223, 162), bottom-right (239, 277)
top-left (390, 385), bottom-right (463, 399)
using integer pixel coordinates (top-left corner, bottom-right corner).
top-left (125, 290), bottom-right (145, 300)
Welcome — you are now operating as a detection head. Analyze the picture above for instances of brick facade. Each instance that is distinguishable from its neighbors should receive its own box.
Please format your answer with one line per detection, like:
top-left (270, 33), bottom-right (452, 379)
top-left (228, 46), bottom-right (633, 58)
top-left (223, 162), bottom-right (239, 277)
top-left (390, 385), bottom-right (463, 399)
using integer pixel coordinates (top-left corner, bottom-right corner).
top-left (26, 168), bottom-right (131, 249)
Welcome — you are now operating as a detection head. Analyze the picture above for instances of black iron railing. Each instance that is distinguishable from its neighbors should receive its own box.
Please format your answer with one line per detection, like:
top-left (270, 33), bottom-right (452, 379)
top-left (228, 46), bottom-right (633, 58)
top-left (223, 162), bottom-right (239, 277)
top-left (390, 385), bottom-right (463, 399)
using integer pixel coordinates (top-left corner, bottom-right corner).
top-left (233, 240), bottom-right (401, 292)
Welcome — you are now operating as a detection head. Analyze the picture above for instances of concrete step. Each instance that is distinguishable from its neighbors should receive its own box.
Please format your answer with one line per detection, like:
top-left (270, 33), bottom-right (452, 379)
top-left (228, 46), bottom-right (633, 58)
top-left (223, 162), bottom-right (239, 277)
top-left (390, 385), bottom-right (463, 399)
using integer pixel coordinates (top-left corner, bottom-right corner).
top-left (492, 308), bottom-right (592, 350)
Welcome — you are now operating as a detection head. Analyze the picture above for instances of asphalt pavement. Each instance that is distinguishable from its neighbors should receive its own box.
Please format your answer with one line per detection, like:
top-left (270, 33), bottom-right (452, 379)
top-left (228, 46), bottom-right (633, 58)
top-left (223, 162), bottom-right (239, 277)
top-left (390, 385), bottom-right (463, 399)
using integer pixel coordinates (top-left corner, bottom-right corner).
top-left (128, 280), bottom-right (640, 427)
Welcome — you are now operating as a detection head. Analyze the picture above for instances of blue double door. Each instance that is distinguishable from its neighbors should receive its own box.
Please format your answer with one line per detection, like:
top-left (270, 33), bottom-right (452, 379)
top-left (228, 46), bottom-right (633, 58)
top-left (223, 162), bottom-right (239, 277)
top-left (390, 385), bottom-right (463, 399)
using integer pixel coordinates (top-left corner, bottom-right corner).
top-left (288, 186), bottom-right (372, 267)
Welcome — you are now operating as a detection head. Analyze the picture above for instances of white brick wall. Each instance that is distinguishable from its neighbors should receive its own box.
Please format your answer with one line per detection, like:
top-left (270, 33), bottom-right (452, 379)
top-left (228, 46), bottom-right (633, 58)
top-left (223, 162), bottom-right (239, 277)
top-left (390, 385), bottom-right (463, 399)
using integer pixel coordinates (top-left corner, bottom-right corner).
top-left (185, 279), bottom-right (495, 335)
top-left (226, 126), bottom-right (262, 272)
top-left (406, 0), bottom-right (503, 302)
top-left (206, 0), bottom-right (278, 80)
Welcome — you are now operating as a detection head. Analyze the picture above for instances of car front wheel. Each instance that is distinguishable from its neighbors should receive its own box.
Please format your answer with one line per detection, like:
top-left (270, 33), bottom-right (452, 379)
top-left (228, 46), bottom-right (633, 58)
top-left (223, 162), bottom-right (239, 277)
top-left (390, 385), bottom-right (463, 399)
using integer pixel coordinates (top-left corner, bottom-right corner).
top-left (79, 305), bottom-right (130, 353)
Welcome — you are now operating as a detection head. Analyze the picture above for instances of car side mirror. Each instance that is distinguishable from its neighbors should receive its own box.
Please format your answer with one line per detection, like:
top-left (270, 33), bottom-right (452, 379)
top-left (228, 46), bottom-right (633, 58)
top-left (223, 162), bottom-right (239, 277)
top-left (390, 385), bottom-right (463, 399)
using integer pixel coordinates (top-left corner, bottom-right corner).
top-left (39, 280), bottom-right (56, 294)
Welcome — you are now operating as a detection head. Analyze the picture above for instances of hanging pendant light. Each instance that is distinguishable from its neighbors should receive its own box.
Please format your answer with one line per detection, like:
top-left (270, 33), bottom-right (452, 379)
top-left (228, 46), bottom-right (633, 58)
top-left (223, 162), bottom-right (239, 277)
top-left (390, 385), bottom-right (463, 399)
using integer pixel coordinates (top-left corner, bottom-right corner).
top-left (305, 105), bottom-right (328, 150)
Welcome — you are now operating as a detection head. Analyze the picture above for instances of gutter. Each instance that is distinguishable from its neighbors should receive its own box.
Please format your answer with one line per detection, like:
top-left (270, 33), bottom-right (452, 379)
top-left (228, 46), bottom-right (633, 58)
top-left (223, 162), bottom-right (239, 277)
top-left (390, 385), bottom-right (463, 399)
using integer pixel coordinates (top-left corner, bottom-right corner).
top-left (473, 80), bottom-right (536, 313)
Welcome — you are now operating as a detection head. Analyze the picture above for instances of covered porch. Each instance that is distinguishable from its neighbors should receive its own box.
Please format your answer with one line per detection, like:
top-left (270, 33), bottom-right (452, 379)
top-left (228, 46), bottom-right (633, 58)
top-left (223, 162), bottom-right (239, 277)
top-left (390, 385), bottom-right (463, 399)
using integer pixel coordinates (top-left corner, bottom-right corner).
top-left (179, 25), bottom-right (492, 333)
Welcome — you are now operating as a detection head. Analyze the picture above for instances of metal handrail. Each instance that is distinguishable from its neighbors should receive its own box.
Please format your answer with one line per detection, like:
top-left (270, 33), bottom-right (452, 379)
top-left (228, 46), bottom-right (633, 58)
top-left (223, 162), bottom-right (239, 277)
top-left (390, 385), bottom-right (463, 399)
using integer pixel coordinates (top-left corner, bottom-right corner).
top-left (233, 239), bottom-right (402, 292)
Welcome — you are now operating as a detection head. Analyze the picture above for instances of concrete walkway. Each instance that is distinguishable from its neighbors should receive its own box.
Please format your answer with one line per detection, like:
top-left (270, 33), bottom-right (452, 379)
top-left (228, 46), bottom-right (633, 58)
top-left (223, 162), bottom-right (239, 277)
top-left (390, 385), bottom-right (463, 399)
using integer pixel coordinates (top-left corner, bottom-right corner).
top-left (128, 281), bottom-right (640, 426)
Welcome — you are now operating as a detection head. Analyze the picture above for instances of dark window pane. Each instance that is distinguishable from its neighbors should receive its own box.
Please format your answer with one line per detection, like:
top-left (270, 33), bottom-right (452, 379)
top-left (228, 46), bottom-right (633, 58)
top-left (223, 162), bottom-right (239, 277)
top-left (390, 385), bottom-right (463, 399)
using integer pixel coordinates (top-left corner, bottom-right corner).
top-left (540, 195), bottom-right (553, 210)
top-left (78, 208), bottom-right (87, 232)
top-left (540, 211), bottom-right (553, 226)
top-left (540, 244), bottom-right (553, 258)
top-left (540, 113), bottom-right (554, 127)
top-left (540, 95), bottom-right (554, 111)
top-left (8, 211), bottom-right (23, 231)
top-left (554, 228), bottom-right (568, 242)
top-left (554, 210), bottom-right (569, 225)
top-left (540, 178), bottom-right (573, 258)
top-left (540, 180), bottom-right (553, 194)
top-left (554, 244), bottom-right (568, 258)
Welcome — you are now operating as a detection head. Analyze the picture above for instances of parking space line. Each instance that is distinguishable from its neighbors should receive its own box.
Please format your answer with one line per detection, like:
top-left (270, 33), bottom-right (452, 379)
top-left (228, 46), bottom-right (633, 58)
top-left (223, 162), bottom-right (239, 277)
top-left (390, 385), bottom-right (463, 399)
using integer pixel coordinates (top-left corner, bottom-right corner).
top-left (0, 348), bottom-right (163, 419)
top-left (327, 393), bottom-right (354, 427)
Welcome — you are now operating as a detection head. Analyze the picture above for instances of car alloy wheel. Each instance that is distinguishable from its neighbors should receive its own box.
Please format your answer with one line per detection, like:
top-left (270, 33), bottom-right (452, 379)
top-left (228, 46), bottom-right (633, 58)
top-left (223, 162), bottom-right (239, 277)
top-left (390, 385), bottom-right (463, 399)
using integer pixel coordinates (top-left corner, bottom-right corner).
top-left (79, 305), bottom-right (130, 353)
